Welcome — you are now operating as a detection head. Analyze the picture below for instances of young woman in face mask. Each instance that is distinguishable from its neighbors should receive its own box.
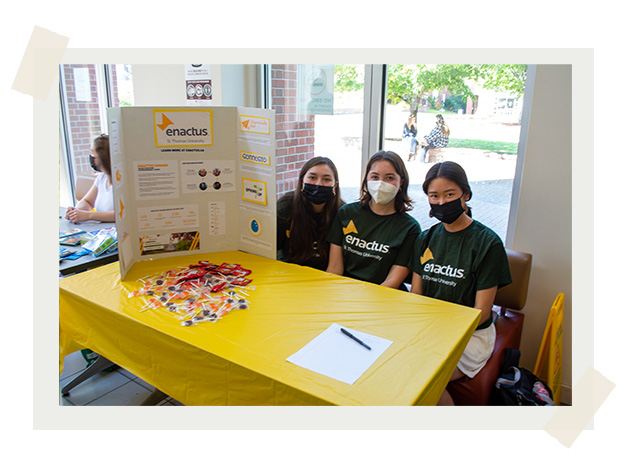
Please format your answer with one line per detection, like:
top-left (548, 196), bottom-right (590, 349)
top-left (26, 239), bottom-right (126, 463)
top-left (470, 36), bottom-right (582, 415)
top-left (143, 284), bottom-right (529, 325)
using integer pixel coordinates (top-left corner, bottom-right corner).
top-left (326, 151), bottom-right (421, 288)
top-left (410, 161), bottom-right (512, 405)
top-left (276, 157), bottom-right (344, 270)
top-left (65, 134), bottom-right (115, 223)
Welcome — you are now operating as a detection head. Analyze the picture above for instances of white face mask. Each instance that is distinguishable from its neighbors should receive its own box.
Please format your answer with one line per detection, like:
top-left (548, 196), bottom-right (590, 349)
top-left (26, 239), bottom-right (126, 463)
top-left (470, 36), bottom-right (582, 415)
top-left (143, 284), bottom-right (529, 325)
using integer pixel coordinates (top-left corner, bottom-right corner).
top-left (367, 180), bottom-right (399, 205)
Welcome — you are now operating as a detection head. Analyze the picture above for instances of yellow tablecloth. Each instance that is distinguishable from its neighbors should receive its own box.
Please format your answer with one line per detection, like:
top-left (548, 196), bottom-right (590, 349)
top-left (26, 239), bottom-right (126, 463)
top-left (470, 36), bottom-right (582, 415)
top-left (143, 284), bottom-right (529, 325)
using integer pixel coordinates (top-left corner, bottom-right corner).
top-left (59, 251), bottom-right (480, 406)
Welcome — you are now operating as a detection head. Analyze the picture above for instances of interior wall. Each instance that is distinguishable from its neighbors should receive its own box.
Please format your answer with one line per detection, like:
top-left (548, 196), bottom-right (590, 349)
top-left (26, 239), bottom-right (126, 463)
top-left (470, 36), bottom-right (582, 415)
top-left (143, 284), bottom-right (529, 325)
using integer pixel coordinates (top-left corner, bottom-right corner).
top-left (511, 65), bottom-right (572, 401)
top-left (131, 64), bottom-right (246, 107)
top-left (132, 65), bottom-right (186, 105)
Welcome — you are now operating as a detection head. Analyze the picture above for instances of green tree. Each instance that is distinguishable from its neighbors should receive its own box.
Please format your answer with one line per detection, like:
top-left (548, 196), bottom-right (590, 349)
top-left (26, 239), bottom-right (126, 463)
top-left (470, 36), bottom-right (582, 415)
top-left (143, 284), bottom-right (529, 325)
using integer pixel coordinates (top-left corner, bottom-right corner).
top-left (334, 64), bottom-right (527, 114)
top-left (333, 65), bottom-right (365, 93)
top-left (472, 64), bottom-right (527, 97)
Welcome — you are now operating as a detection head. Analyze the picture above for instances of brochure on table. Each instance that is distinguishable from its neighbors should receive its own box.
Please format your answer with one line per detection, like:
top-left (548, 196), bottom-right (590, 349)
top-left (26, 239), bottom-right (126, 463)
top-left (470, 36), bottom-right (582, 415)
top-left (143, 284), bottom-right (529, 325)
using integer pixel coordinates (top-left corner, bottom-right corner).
top-left (108, 106), bottom-right (276, 280)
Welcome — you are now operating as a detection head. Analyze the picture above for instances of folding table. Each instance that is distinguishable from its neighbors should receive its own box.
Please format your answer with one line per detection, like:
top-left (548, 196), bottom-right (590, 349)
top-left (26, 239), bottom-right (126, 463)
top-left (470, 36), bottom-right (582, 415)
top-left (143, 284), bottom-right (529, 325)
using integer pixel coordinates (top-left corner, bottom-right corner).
top-left (59, 251), bottom-right (480, 406)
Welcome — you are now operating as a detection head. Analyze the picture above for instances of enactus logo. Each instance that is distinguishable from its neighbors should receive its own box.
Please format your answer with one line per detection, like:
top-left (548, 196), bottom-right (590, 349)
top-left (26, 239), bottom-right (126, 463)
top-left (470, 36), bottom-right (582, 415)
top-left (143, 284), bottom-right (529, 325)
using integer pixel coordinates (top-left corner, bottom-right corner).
top-left (342, 220), bottom-right (390, 254)
top-left (153, 109), bottom-right (213, 147)
top-left (421, 248), bottom-right (465, 279)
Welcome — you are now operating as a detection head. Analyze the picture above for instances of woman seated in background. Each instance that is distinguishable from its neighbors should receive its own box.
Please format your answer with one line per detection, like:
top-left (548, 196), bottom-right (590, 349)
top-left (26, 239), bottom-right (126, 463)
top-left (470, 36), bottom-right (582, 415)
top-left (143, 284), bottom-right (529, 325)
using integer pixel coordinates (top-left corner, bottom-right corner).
top-left (418, 114), bottom-right (450, 162)
top-left (326, 150), bottom-right (421, 289)
top-left (410, 161), bottom-right (511, 405)
top-left (276, 156), bottom-right (344, 270)
top-left (403, 114), bottom-right (418, 161)
top-left (65, 134), bottom-right (115, 223)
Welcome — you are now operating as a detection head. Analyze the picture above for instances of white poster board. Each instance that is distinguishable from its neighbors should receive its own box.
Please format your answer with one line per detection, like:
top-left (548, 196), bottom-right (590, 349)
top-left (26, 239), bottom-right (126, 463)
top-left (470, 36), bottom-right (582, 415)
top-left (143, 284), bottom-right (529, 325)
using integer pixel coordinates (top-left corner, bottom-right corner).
top-left (108, 106), bottom-right (276, 280)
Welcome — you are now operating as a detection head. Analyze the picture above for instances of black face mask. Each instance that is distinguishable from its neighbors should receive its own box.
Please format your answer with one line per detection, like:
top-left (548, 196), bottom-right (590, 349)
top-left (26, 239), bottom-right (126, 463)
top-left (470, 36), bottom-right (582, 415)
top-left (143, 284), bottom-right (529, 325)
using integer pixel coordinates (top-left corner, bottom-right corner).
top-left (429, 197), bottom-right (466, 224)
top-left (89, 154), bottom-right (101, 172)
top-left (302, 183), bottom-right (334, 205)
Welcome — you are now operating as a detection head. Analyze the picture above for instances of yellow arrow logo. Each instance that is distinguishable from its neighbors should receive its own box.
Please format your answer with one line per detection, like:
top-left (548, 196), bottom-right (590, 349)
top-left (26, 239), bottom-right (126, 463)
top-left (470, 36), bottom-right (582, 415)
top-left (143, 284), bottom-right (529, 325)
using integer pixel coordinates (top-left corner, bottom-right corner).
top-left (342, 220), bottom-right (358, 235)
top-left (420, 247), bottom-right (434, 265)
top-left (119, 198), bottom-right (125, 218)
top-left (157, 113), bottom-right (174, 131)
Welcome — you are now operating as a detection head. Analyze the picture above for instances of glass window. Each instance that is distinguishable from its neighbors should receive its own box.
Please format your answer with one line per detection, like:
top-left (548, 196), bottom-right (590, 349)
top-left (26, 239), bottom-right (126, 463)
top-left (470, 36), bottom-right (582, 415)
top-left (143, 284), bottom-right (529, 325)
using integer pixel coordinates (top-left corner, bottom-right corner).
top-left (381, 64), bottom-right (527, 241)
top-left (60, 64), bottom-right (106, 182)
top-left (111, 64), bottom-right (135, 107)
top-left (59, 64), bottom-right (134, 206)
top-left (267, 64), bottom-right (365, 203)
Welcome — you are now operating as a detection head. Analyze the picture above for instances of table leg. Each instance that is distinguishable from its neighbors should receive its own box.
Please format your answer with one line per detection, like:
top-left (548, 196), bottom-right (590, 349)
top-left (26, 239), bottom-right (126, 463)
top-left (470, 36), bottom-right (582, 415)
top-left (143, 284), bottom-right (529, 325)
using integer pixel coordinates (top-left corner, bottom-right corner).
top-left (61, 355), bottom-right (116, 396)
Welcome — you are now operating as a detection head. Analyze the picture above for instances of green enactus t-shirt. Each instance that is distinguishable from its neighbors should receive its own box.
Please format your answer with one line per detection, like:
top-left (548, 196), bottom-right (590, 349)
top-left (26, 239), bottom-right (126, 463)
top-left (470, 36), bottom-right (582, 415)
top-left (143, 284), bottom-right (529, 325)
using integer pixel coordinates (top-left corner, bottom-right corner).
top-left (410, 220), bottom-right (512, 308)
top-left (328, 201), bottom-right (421, 285)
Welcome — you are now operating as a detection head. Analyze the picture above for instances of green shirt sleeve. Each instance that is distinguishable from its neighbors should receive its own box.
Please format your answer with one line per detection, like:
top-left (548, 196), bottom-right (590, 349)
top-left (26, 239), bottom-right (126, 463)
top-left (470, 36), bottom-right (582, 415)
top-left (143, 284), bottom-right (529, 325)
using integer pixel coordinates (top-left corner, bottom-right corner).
top-left (409, 226), bottom-right (435, 274)
top-left (474, 237), bottom-right (512, 291)
top-left (394, 220), bottom-right (421, 267)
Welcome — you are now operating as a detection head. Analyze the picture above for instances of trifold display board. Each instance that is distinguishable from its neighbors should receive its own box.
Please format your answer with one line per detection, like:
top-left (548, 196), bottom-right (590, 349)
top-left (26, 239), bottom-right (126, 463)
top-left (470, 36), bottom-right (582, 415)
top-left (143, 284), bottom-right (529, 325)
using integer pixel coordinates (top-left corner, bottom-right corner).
top-left (108, 106), bottom-right (276, 280)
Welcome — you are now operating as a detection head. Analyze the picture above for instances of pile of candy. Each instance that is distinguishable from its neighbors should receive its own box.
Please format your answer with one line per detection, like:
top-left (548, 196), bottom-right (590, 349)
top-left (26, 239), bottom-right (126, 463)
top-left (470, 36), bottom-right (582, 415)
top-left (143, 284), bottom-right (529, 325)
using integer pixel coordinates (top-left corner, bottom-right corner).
top-left (128, 261), bottom-right (254, 326)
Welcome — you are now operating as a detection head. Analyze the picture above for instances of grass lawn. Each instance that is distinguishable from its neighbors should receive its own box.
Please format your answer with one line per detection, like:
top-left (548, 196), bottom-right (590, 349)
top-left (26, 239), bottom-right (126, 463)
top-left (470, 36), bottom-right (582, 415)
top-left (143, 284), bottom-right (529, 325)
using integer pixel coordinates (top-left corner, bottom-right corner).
top-left (386, 137), bottom-right (518, 154)
top-left (447, 139), bottom-right (518, 154)
top-left (424, 108), bottom-right (457, 115)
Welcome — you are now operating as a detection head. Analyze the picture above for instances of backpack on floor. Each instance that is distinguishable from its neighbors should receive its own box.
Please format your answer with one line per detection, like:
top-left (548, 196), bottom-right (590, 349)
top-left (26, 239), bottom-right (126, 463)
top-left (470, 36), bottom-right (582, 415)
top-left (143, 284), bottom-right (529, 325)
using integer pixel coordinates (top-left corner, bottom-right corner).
top-left (489, 348), bottom-right (554, 406)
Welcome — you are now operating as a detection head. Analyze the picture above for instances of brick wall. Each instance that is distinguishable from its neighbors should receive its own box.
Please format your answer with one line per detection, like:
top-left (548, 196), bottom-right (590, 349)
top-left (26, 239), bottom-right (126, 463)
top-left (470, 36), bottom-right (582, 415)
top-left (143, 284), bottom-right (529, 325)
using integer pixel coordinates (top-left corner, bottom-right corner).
top-left (466, 96), bottom-right (478, 115)
top-left (271, 65), bottom-right (316, 198)
top-left (62, 65), bottom-right (120, 178)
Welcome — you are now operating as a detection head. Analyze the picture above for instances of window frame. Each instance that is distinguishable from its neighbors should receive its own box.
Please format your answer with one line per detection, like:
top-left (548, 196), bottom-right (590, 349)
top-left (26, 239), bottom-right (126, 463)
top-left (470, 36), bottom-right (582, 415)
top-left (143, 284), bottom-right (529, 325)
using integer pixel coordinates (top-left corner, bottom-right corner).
top-left (59, 64), bottom-right (125, 206)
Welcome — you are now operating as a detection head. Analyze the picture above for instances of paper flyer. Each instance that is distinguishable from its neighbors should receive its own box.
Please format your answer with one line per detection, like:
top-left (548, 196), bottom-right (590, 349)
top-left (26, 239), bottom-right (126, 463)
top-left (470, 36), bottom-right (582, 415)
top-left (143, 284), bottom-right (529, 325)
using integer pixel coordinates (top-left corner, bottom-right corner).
top-left (108, 106), bottom-right (276, 280)
top-left (185, 64), bottom-right (213, 106)
top-left (287, 324), bottom-right (393, 385)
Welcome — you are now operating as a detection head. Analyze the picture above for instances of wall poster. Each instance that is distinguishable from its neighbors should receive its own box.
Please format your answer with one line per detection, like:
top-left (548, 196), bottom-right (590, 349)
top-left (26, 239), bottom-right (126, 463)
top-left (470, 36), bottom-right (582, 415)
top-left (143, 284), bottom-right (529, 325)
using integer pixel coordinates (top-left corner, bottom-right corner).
top-left (185, 64), bottom-right (213, 106)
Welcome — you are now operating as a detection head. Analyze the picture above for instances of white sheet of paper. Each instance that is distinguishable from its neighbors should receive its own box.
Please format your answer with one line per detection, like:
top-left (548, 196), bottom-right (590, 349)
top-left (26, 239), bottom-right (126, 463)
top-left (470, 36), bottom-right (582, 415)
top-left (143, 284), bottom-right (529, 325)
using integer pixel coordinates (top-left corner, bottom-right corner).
top-left (286, 323), bottom-right (393, 385)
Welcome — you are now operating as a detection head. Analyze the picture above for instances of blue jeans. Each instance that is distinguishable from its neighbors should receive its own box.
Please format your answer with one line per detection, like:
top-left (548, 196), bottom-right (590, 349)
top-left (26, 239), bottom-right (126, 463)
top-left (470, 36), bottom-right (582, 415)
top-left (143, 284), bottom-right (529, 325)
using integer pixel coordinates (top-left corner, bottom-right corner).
top-left (419, 144), bottom-right (435, 163)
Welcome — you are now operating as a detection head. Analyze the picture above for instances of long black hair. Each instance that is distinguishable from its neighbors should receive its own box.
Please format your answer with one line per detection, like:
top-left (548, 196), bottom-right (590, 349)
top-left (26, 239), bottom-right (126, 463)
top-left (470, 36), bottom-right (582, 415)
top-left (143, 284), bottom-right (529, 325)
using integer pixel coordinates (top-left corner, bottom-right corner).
top-left (435, 114), bottom-right (450, 137)
top-left (278, 157), bottom-right (343, 265)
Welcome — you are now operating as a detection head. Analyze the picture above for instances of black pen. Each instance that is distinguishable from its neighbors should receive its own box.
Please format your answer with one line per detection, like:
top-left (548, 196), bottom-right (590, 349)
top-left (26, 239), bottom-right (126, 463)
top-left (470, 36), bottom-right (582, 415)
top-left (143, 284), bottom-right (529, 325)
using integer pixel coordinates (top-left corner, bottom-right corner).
top-left (341, 327), bottom-right (371, 350)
